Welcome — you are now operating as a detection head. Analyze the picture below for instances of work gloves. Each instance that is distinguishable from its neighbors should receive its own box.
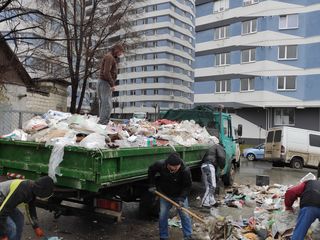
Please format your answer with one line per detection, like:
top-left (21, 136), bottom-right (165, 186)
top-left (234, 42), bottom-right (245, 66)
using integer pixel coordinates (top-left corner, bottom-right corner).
top-left (148, 186), bottom-right (156, 194)
top-left (34, 227), bottom-right (44, 237)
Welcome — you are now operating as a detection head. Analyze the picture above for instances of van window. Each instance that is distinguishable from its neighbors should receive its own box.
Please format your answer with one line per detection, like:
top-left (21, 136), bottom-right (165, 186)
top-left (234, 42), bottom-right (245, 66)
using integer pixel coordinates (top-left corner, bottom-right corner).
top-left (310, 134), bottom-right (320, 147)
top-left (274, 130), bottom-right (282, 142)
top-left (267, 131), bottom-right (274, 143)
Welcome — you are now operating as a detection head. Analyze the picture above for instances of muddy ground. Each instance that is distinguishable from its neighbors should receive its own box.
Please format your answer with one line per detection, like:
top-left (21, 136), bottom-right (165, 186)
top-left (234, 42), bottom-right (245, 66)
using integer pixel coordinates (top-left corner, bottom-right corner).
top-left (22, 159), bottom-right (317, 240)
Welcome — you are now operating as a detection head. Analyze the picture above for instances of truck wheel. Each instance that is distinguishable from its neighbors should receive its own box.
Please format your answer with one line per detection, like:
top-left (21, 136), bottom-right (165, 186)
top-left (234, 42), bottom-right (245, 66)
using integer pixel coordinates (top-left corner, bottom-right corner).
top-left (139, 191), bottom-right (159, 219)
top-left (246, 153), bottom-right (255, 161)
top-left (222, 164), bottom-right (236, 186)
top-left (290, 157), bottom-right (303, 169)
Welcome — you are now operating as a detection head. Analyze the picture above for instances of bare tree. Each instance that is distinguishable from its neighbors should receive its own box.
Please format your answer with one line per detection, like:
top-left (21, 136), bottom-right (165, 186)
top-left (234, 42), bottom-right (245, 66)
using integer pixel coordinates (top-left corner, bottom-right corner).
top-left (50, 0), bottom-right (142, 113)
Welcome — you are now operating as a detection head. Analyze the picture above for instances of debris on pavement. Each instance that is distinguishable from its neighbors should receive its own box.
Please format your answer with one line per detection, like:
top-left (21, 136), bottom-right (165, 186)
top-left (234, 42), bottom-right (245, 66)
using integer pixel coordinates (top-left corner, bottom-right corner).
top-left (191, 173), bottom-right (320, 240)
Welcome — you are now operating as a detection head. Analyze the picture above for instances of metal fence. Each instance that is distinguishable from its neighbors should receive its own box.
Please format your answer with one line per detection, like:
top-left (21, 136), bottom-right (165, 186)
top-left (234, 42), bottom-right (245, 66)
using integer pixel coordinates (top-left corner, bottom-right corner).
top-left (0, 110), bottom-right (43, 135)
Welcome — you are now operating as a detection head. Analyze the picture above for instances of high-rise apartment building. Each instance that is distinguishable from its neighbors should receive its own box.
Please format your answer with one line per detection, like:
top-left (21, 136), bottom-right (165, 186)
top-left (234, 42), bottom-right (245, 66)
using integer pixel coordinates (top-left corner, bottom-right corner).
top-left (114, 0), bottom-right (196, 118)
top-left (195, 0), bottom-right (320, 142)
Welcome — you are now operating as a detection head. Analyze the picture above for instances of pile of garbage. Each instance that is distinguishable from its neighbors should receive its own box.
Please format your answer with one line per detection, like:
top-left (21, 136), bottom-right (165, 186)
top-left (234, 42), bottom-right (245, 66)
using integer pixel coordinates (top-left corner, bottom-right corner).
top-left (0, 110), bottom-right (215, 149)
top-left (193, 173), bottom-right (320, 240)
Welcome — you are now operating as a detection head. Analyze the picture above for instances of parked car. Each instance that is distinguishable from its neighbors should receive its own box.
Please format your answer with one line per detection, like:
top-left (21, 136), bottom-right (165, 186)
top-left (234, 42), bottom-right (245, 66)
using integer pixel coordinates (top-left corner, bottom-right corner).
top-left (243, 143), bottom-right (265, 161)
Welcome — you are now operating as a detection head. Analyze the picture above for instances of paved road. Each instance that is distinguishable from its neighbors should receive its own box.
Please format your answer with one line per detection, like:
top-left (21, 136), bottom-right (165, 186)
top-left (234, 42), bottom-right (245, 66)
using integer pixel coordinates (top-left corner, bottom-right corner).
top-left (21, 159), bottom-right (318, 240)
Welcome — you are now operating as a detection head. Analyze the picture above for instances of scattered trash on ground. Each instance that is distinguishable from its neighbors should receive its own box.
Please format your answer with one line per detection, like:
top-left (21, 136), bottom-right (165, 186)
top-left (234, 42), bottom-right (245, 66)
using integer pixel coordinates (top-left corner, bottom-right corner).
top-left (192, 173), bottom-right (319, 240)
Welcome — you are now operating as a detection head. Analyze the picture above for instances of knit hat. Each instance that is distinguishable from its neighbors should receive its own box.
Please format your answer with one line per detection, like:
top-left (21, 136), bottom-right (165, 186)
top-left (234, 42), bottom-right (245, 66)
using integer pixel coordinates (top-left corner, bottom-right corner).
top-left (166, 152), bottom-right (182, 166)
top-left (32, 176), bottom-right (54, 198)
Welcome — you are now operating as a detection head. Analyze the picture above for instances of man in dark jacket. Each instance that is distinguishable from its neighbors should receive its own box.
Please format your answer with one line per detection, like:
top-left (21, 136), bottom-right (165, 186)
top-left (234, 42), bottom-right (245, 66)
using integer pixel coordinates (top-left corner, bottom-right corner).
top-left (148, 152), bottom-right (193, 240)
top-left (285, 179), bottom-right (320, 240)
top-left (0, 176), bottom-right (54, 240)
top-left (98, 43), bottom-right (124, 125)
top-left (200, 136), bottom-right (225, 208)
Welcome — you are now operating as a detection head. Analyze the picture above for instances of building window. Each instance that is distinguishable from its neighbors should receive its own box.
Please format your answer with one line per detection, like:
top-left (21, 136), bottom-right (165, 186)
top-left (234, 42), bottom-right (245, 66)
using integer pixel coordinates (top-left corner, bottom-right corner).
top-left (214, 26), bottom-right (228, 40)
top-left (142, 78), bottom-right (147, 84)
top-left (279, 14), bottom-right (298, 29)
top-left (240, 78), bottom-right (254, 91)
top-left (274, 108), bottom-right (295, 125)
top-left (154, 77), bottom-right (159, 83)
top-left (243, 0), bottom-right (259, 6)
top-left (141, 90), bottom-right (147, 95)
top-left (214, 0), bottom-right (229, 12)
top-left (242, 19), bottom-right (257, 35)
top-left (130, 90), bottom-right (136, 95)
top-left (215, 80), bottom-right (231, 93)
top-left (154, 89), bottom-right (158, 95)
top-left (241, 48), bottom-right (256, 63)
top-left (130, 79), bottom-right (136, 84)
top-left (277, 76), bottom-right (296, 90)
top-left (278, 45), bottom-right (297, 60)
top-left (130, 102), bottom-right (136, 107)
top-left (215, 52), bottom-right (230, 66)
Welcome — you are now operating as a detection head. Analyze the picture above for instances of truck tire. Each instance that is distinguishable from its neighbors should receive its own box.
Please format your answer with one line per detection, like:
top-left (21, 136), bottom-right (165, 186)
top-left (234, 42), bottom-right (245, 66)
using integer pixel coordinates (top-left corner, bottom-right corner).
top-left (290, 157), bottom-right (303, 169)
top-left (222, 164), bottom-right (235, 186)
top-left (139, 191), bottom-right (159, 219)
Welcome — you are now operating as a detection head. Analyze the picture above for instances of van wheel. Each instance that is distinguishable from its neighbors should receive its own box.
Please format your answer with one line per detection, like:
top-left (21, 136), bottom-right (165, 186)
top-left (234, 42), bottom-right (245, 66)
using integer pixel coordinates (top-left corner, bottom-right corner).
top-left (246, 153), bottom-right (255, 161)
top-left (290, 158), bottom-right (303, 169)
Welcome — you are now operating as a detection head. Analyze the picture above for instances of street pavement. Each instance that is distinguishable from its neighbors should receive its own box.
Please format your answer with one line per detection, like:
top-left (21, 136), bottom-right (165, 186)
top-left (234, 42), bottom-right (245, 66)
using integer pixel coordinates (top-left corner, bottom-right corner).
top-left (21, 158), bottom-right (317, 239)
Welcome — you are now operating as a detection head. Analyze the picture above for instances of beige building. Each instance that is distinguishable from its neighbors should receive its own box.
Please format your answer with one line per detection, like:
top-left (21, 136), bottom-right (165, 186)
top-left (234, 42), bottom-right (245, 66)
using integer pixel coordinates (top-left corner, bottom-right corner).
top-left (0, 36), bottom-right (69, 134)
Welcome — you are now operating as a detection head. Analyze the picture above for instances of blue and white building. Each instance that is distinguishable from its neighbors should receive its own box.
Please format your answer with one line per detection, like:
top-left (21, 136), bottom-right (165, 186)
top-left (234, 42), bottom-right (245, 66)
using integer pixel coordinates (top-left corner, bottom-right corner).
top-left (194, 0), bottom-right (320, 143)
top-left (115, 0), bottom-right (195, 118)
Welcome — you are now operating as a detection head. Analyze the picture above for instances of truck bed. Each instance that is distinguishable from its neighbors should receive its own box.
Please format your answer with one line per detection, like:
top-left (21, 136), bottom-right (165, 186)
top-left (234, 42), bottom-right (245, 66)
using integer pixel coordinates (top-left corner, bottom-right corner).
top-left (0, 139), bottom-right (208, 192)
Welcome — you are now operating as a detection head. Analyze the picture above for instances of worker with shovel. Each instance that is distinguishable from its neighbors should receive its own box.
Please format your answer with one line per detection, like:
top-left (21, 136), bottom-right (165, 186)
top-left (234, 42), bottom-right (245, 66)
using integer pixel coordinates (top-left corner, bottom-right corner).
top-left (0, 176), bottom-right (54, 240)
top-left (148, 152), bottom-right (193, 240)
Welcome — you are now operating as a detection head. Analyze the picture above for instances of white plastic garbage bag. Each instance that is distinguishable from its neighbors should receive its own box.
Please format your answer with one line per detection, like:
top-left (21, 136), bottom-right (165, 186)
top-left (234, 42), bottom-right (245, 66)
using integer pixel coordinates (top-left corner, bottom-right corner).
top-left (22, 116), bottom-right (48, 133)
top-left (47, 138), bottom-right (75, 182)
top-left (0, 129), bottom-right (28, 141)
top-left (79, 133), bottom-right (106, 149)
top-left (300, 172), bottom-right (316, 183)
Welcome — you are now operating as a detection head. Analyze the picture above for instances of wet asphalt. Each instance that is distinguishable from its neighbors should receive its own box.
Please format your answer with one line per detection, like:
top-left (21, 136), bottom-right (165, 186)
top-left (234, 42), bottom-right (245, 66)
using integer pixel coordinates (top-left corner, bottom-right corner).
top-left (21, 158), bottom-right (318, 240)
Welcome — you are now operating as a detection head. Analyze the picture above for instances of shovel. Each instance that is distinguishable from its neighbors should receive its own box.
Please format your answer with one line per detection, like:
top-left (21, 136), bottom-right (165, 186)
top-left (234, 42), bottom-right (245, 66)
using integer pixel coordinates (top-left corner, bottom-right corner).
top-left (155, 190), bottom-right (206, 224)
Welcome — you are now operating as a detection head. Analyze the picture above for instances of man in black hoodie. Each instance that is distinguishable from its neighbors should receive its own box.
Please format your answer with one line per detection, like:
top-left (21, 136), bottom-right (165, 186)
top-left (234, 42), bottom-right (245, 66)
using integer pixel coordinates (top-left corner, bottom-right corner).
top-left (148, 152), bottom-right (193, 240)
top-left (0, 176), bottom-right (54, 240)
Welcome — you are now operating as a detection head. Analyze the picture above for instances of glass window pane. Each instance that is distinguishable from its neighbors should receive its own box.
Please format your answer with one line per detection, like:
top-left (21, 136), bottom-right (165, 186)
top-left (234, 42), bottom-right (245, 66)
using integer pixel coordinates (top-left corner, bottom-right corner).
top-left (215, 54), bottom-right (220, 65)
top-left (251, 19), bottom-right (257, 32)
top-left (287, 45), bottom-right (297, 59)
top-left (242, 50), bottom-right (249, 62)
top-left (279, 15), bottom-right (287, 29)
top-left (278, 77), bottom-right (284, 89)
top-left (241, 78), bottom-right (248, 91)
top-left (242, 21), bottom-right (249, 34)
top-left (288, 14), bottom-right (298, 28)
top-left (227, 80), bottom-right (231, 91)
top-left (226, 52), bottom-right (230, 64)
top-left (216, 81), bottom-right (220, 92)
top-left (249, 78), bottom-right (254, 90)
top-left (286, 76), bottom-right (296, 89)
top-left (279, 46), bottom-right (285, 59)
top-left (222, 81), bottom-right (226, 91)
top-left (221, 53), bottom-right (226, 64)
top-left (251, 49), bottom-right (256, 61)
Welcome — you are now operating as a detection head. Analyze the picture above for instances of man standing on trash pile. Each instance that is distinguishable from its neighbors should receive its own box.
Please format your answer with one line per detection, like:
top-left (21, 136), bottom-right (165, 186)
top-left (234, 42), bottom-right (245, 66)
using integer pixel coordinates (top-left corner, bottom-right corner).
top-left (0, 176), bottom-right (54, 240)
top-left (148, 152), bottom-right (193, 240)
top-left (200, 136), bottom-right (226, 208)
top-left (285, 179), bottom-right (320, 240)
top-left (98, 43), bottom-right (124, 125)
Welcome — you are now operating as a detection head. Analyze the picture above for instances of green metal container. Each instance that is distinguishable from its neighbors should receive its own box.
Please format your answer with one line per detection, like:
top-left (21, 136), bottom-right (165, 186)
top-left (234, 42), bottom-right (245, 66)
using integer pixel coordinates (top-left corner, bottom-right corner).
top-left (0, 139), bottom-right (208, 192)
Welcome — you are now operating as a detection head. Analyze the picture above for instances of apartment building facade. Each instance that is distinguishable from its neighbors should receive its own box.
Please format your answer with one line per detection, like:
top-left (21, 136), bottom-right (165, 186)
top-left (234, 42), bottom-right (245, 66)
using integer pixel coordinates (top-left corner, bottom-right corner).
top-left (194, 0), bottom-right (320, 142)
top-left (113, 0), bottom-right (196, 118)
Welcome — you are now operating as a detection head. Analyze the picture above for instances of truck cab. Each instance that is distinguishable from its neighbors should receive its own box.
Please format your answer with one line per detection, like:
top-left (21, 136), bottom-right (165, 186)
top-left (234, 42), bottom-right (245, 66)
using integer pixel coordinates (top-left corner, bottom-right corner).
top-left (163, 105), bottom-right (242, 185)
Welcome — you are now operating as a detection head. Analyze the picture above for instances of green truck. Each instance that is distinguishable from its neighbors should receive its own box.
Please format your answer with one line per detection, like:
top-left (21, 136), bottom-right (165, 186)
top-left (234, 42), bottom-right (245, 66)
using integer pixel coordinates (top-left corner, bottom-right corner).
top-left (0, 106), bottom-right (242, 218)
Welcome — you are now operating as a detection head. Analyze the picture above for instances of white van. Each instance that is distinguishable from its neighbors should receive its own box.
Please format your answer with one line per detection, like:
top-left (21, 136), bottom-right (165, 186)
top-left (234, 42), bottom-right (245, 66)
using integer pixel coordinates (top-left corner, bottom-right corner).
top-left (264, 126), bottom-right (320, 169)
